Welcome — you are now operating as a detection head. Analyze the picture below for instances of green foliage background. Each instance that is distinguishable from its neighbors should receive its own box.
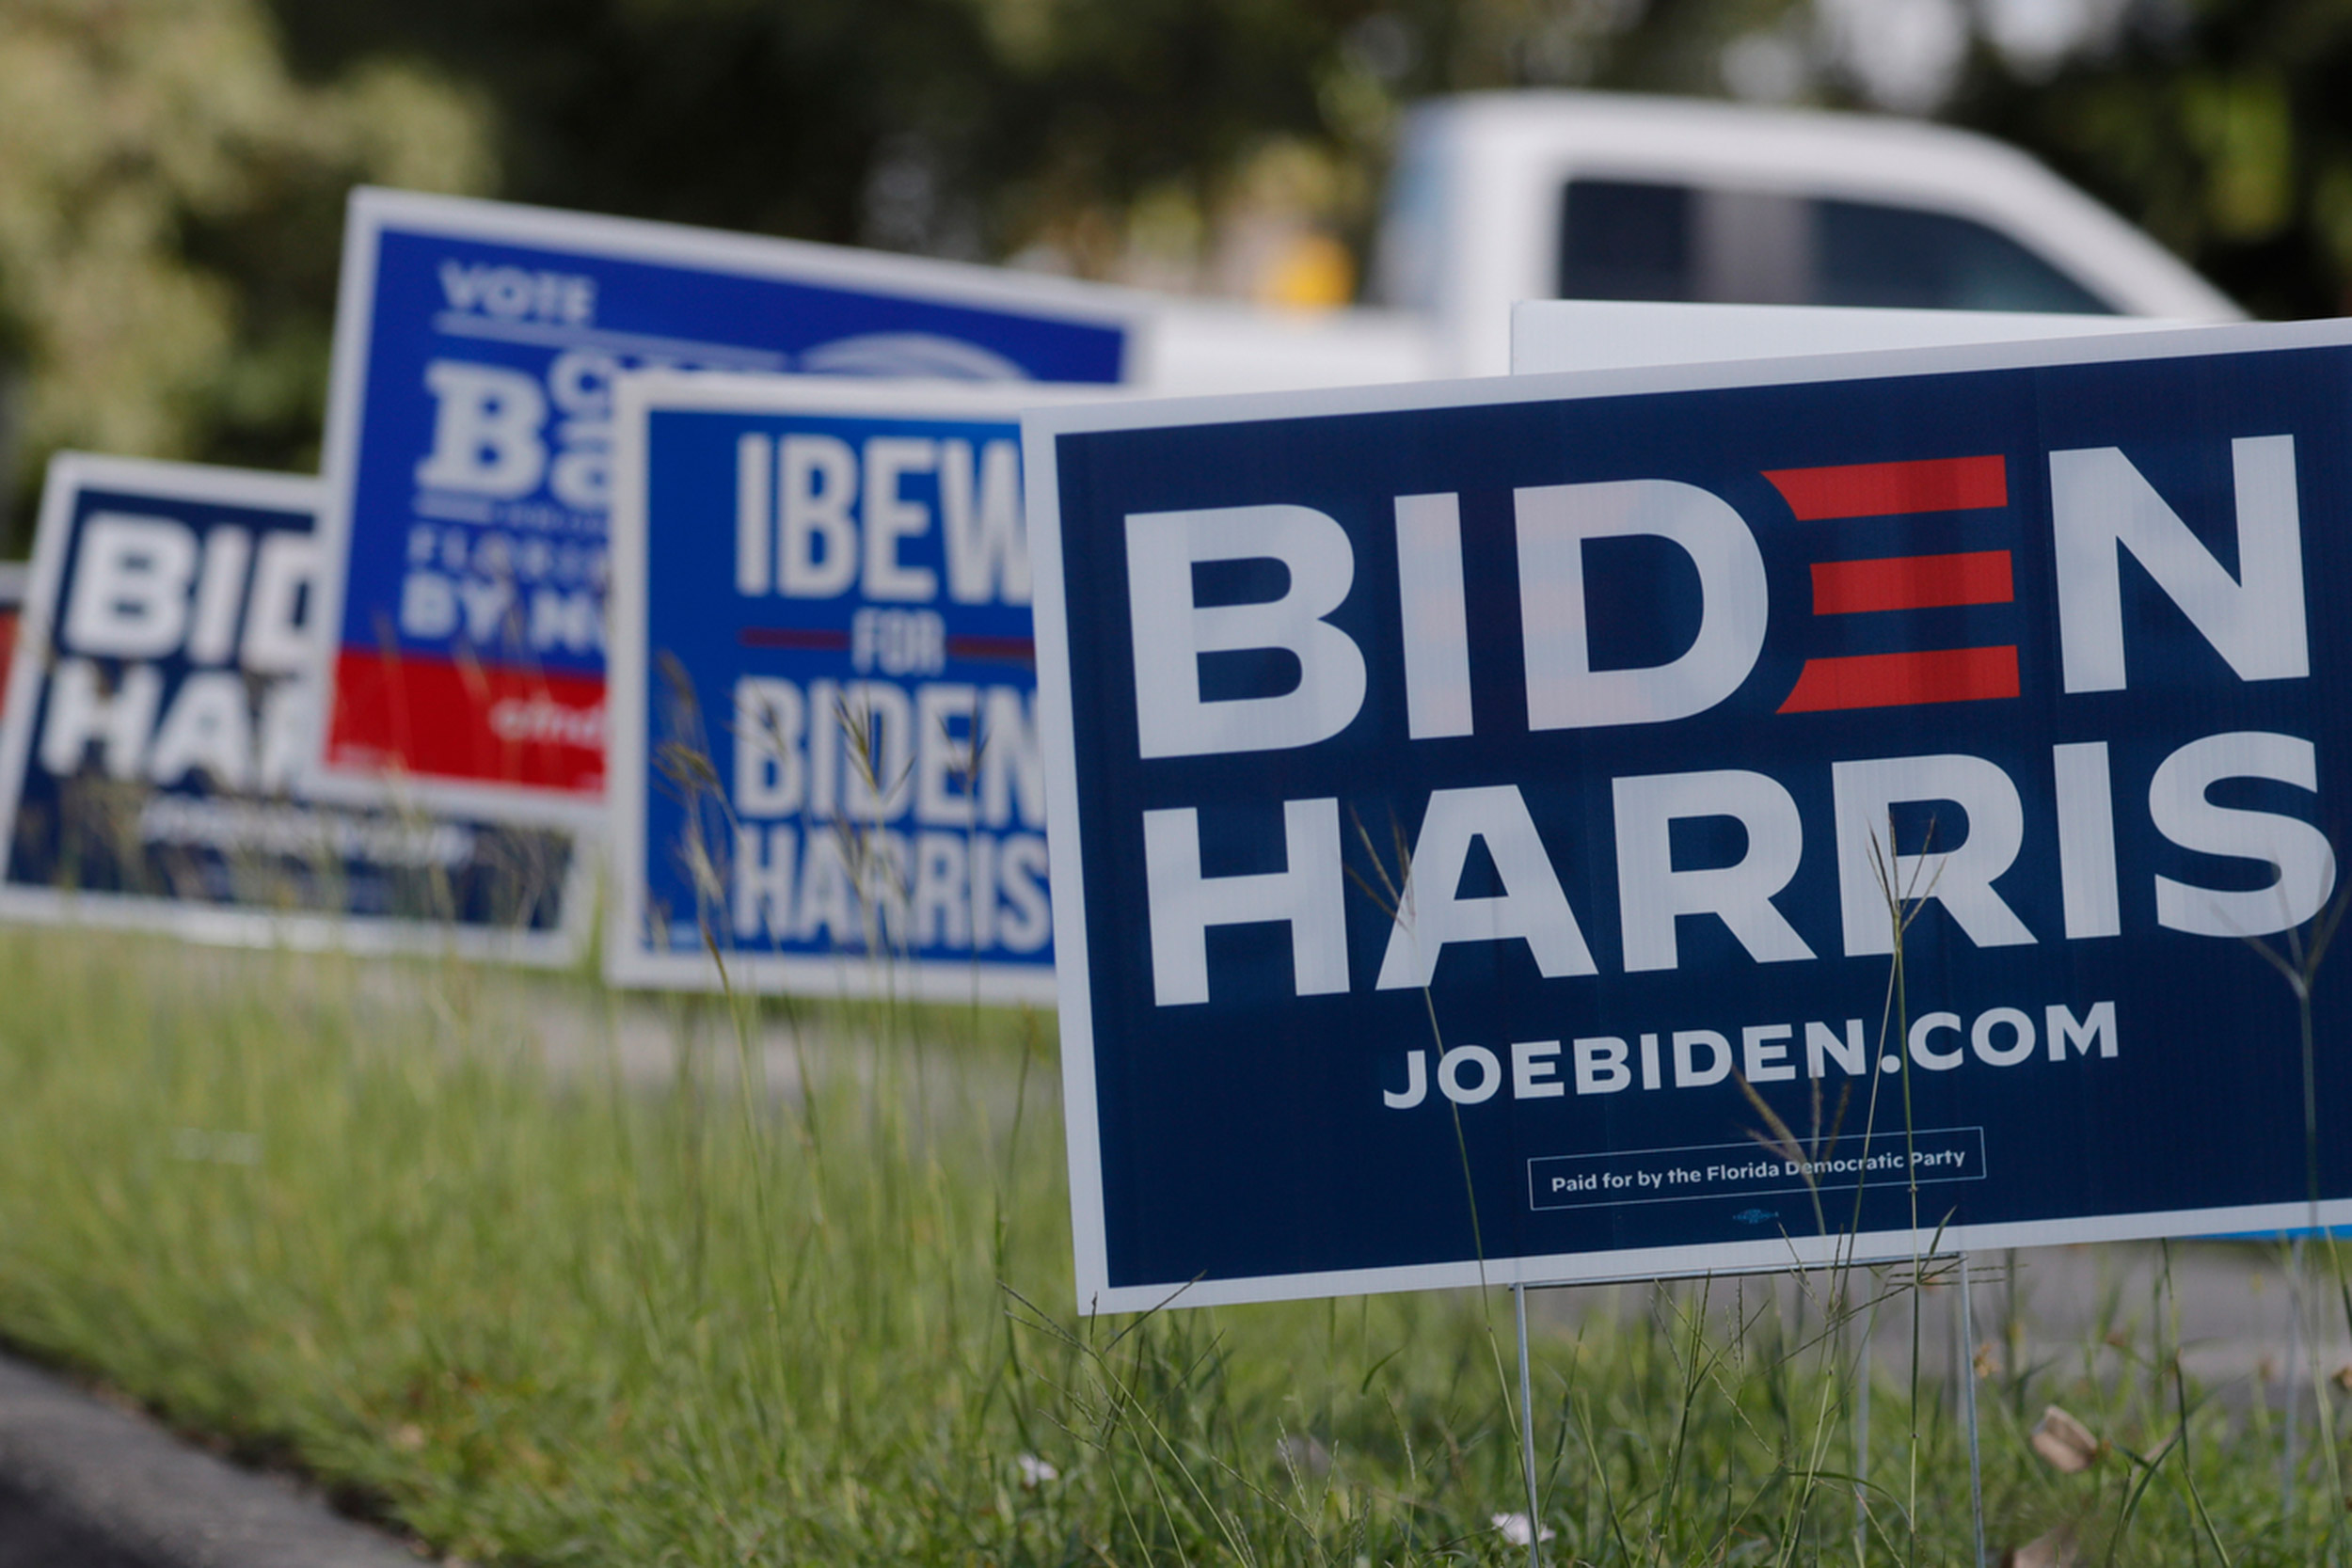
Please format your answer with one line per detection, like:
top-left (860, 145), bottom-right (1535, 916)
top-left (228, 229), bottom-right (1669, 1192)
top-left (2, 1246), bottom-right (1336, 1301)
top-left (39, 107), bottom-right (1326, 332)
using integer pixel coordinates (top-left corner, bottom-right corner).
top-left (2, 0), bottom-right (2348, 541)
top-left (0, 0), bottom-right (494, 538)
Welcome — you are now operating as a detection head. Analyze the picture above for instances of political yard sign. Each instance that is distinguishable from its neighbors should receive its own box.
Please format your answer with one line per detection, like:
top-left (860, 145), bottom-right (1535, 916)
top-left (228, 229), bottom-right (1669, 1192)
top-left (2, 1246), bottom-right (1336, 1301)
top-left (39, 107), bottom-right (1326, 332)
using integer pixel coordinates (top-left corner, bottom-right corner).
top-left (309, 188), bottom-right (1138, 823)
top-left (609, 375), bottom-right (1061, 1001)
top-left (0, 454), bottom-right (587, 960)
top-left (1025, 320), bottom-right (2352, 1313)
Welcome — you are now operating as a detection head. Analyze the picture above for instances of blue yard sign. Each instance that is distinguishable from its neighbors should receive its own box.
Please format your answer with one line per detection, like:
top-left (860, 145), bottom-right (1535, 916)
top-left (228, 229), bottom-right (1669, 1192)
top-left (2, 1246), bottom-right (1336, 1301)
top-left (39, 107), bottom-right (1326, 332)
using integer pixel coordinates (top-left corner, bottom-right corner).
top-left (608, 375), bottom-right (1065, 1002)
top-left (311, 188), bottom-right (1137, 822)
top-left (0, 454), bottom-right (588, 960)
top-left (1025, 320), bottom-right (2352, 1312)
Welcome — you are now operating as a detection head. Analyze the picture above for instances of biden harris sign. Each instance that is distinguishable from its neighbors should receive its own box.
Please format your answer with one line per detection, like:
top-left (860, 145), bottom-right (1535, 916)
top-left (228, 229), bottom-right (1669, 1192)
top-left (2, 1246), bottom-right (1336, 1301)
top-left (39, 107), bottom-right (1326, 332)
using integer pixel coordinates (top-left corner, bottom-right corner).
top-left (0, 455), bottom-right (586, 959)
top-left (310, 188), bottom-right (1136, 822)
top-left (608, 375), bottom-right (1061, 1001)
top-left (1025, 321), bottom-right (2352, 1313)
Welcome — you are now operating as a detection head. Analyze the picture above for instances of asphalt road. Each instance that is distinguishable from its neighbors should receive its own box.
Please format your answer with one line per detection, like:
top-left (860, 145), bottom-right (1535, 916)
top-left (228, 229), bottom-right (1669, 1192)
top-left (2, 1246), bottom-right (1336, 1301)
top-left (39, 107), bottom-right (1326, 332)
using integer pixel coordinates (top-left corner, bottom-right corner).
top-left (0, 1354), bottom-right (415, 1568)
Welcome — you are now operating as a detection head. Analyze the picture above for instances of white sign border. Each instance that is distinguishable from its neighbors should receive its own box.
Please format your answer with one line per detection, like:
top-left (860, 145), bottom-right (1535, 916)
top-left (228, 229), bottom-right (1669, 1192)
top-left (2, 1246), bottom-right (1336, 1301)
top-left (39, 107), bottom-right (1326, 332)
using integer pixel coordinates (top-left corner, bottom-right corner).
top-left (307, 185), bottom-right (1155, 828)
top-left (1023, 314), bottom-right (2352, 1314)
top-left (0, 451), bottom-right (595, 966)
top-left (606, 371), bottom-right (1123, 1003)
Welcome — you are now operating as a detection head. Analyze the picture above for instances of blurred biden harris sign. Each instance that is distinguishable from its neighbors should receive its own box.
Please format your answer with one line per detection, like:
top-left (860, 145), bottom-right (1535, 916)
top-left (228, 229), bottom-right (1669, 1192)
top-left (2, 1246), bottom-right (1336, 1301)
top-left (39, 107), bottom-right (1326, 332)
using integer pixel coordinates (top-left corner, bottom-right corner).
top-left (0, 454), bottom-right (585, 959)
top-left (1025, 321), bottom-right (2352, 1314)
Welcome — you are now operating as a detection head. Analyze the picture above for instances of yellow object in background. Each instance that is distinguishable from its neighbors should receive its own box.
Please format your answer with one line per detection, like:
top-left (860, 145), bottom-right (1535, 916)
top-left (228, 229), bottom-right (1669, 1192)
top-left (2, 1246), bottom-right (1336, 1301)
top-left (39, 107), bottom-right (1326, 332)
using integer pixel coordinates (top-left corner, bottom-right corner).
top-left (1261, 230), bottom-right (1356, 310)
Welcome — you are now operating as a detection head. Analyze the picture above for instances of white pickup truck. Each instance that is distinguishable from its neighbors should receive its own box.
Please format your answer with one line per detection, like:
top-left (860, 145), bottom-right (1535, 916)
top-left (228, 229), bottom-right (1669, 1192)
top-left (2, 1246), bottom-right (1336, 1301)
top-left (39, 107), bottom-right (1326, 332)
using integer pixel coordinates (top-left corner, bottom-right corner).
top-left (1141, 90), bottom-right (2240, 393)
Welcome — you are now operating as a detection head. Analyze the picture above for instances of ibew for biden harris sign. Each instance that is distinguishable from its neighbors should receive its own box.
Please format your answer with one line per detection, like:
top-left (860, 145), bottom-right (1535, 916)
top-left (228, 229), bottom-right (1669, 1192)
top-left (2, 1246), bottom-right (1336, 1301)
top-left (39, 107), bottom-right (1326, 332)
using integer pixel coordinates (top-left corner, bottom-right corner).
top-left (0, 455), bottom-right (586, 959)
top-left (307, 187), bottom-right (1136, 824)
top-left (1026, 320), bottom-right (2352, 1314)
top-left (608, 376), bottom-right (1068, 1001)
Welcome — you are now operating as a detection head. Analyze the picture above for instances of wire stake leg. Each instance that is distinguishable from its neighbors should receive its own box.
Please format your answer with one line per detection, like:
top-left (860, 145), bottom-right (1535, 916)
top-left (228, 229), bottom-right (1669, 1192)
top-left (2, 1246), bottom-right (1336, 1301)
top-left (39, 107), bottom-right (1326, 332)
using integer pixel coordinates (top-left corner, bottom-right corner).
top-left (1959, 1253), bottom-right (1986, 1568)
top-left (1514, 1281), bottom-right (1541, 1568)
top-left (2285, 1234), bottom-right (2306, 1519)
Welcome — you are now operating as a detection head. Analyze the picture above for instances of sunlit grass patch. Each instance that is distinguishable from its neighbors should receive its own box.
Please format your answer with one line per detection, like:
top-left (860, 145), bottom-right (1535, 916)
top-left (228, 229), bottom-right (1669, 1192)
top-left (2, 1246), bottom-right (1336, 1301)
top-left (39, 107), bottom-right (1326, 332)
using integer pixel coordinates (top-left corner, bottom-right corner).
top-left (0, 927), bottom-right (2330, 1563)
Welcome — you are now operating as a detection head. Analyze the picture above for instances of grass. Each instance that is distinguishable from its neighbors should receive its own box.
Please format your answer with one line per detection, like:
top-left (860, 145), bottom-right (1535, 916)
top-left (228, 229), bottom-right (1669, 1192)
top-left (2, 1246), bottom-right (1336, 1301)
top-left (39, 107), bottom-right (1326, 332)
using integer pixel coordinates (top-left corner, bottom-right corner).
top-left (0, 924), bottom-right (2337, 1564)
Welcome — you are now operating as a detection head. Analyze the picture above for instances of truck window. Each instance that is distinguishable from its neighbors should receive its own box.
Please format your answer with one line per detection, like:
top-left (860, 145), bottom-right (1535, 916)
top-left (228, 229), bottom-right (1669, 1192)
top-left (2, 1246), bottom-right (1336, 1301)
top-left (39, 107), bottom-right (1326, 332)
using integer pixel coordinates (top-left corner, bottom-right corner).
top-left (1812, 198), bottom-right (2113, 312)
top-left (1554, 181), bottom-right (1691, 302)
top-left (1557, 178), bottom-right (2117, 314)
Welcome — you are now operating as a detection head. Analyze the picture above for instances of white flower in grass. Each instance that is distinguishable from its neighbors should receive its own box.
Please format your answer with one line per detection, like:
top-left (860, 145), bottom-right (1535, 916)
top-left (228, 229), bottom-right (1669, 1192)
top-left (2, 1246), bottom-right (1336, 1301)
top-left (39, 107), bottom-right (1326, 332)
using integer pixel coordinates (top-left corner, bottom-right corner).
top-left (1492, 1513), bottom-right (1554, 1546)
top-left (1017, 1452), bottom-right (1059, 1488)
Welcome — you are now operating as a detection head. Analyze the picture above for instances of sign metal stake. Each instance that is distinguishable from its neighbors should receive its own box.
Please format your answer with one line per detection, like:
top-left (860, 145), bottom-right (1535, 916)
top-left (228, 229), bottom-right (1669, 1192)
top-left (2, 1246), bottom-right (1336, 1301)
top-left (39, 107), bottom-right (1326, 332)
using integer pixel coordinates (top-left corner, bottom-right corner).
top-left (1854, 1271), bottom-right (1874, 1560)
top-left (1958, 1253), bottom-right (1986, 1568)
top-left (2285, 1234), bottom-right (2305, 1518)
top-left (1514, 1281), bottom-right (1541, 1568)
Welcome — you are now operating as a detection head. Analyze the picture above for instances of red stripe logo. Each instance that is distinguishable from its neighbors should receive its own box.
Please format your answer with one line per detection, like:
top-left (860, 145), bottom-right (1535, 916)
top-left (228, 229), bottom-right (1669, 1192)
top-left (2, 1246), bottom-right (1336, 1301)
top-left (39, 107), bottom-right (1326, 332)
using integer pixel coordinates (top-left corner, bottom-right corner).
top-left (1763, 454), bottom-right (2008, 520)
top-left (1810, 550), bottom-right (2013, 615)
top-left (1771, 456), bottom-right (2018, 714)
top-left (1779, 646), bottom-right (2020, 713)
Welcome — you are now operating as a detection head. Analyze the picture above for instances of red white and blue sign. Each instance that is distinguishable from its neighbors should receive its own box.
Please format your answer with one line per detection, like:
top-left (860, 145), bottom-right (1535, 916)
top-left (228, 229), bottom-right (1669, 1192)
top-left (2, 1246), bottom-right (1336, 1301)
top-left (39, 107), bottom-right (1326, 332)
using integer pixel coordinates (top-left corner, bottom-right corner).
top-left (0, 454), bottom-right (588, 959)
top-left (1025, 321), bottom-right (2352, 1312)
top-left (608, 375), bottom-right (1062, 1001)
top-left (310, 188), bottom-right (1137, 821)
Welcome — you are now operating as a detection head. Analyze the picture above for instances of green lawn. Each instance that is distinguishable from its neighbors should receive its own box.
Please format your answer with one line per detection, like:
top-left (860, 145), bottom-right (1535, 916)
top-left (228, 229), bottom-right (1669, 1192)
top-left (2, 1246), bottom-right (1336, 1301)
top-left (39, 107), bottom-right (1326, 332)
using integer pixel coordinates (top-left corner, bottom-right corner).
top-left (0, 925), bottom-right (2331, 1564)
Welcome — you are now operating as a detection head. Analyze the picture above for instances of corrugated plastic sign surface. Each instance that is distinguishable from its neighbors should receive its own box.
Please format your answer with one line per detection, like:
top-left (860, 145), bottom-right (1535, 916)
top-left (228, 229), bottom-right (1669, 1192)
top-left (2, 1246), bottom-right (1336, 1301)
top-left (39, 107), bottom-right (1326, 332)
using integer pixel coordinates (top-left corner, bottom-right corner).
top-left (1025, 322), bottom-right (2352, 1312)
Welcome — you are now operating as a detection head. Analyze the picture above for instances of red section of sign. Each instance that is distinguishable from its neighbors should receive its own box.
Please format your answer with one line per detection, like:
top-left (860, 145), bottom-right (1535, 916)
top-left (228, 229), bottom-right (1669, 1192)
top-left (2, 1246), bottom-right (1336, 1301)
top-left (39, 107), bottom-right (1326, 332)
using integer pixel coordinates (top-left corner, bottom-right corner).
top-left (1764, 455), bottom-right (2008, 519)
top-left (946, 634), bottom-right (1036, 666)
top-left (1810, 550), bottom-right (2014, 615)
top-left (1777, 645), bottom-right (2020, 713)
top-left (739, 626), bottom-right (852, 650)
top-left (738, 628), bottom-right (1035, 662)
top-left (326, 649), bottom-right (606, 796)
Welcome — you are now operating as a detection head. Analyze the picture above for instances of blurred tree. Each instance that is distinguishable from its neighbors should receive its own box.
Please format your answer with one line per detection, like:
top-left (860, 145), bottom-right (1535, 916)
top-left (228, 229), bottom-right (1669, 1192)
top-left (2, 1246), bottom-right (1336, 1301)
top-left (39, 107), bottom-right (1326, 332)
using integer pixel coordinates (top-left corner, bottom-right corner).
top-left (0, 0), bottom-right (492, 542)
top-left (1949, 2), bottom-right (2352, 320)
top-left (267, 0), bottom-right (1451, 279)
top-left (259, 0), bottom-right (1771, 296)
top-left (18, 0), bottom-right (2352, 556)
